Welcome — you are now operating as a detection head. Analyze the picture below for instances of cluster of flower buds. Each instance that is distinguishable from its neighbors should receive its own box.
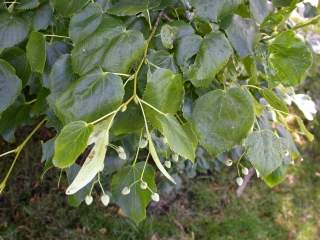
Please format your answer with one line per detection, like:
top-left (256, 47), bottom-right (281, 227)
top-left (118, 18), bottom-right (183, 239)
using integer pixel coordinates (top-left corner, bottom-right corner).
top-left (85, 193), bottom-right (111, 207)
top-left (121, 180), bottom-right (160, 202)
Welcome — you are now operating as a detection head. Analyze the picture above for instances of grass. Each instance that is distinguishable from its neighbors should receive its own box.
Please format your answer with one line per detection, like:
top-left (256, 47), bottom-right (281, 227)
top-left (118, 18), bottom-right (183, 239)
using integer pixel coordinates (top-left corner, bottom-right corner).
top-left (0, 134), bottom-right (320, 239)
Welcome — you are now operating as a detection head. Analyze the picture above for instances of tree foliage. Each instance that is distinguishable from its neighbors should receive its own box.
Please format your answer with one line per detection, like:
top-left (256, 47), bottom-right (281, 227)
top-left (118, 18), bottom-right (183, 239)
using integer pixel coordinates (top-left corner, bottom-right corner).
top-left (0, 0), bottom-right (318, 224)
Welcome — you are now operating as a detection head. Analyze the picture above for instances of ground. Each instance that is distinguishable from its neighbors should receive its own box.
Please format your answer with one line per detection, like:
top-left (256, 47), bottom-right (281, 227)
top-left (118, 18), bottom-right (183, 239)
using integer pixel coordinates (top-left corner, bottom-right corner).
top-left (1, 128), bottom-right (319, 240)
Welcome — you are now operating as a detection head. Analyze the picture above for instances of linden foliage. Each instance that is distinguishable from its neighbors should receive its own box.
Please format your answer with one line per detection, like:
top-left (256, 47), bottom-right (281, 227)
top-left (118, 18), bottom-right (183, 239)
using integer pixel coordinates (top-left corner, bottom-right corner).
top-left (0, 0), bottom-right (318, 223)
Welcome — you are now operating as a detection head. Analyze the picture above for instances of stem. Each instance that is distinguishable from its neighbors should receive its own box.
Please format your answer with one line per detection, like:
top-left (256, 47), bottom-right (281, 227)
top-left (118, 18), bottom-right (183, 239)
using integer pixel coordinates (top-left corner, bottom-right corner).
top-left (263, 15), bottom-right (320, 41)
top-left (243, 85), bottom-right (262, 91)
top-left (139, 98), bottom-right (167, 116)
top-left (44, 34), bottom-right (71, 39)
top-left (140, 153), bottom-right (150, 180)
top-left (0, 118), bottom-right (46, 193)
top-left (132, 130), bottom-right (143, 166)
top-left (102, 71), bottom-right (132, 77)
top-left (0, 149), bottom-right (16, 158)
top-left (90, 95), bottom-right (134, 125)
top-left (133, 11), bottom-right (164, 95)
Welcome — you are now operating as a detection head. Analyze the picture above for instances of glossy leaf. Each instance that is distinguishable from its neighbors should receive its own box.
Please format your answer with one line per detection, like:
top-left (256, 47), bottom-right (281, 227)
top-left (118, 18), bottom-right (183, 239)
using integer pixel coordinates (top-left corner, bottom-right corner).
top-left (158, 115), bottom-right (197, 161)
top-left (188, 32), bottom-right (233, 87)
top-left (32, 3), bottom-right (53, 31)
top-left (262, 164), bottom-right (288, 188)
top-left (249, 0), bottom-right (272, 24)
top-left (175, 34), bottom-right (202, 72)
top-left (268, 31), bottom-right (312, 86)
top-left (51, 0), bottom-right (89, 16)
top-left (70, 11), bottom-right (145, 76)
top-left (192, 88), bottom-right (255, 155)
top-left (53, 121), bottom-right (93, 169)
top-left (245, 130), bottom-right (287, 177)
top-left (0, 60), bottom-right (22, 114)
top-left (143, 68), bottom-right (184, 114)
top-left (45, 54), bottom-right (75, 105)
top-left (107, 0), bottom-right (159, 16)
top-left (225, 15), bottom-right (257, 58)
top-left (111, 162), bottom-right (156, 224)
top-left (26, 32), bottom-right (46, 73)
top-left (261, 89), bottom-right (288, 113)
top-left (54, 72), bottom-right (124, 123)
top-left (0, 13), bottom-right (29, 49)
top-left (190, 0), bottom-right (242, 23)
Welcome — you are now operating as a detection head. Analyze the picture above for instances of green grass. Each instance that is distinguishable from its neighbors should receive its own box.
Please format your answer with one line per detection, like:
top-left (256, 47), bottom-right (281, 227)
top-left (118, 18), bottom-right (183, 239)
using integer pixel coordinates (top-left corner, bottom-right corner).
top-left (1, 140), bottom-right (320, 239)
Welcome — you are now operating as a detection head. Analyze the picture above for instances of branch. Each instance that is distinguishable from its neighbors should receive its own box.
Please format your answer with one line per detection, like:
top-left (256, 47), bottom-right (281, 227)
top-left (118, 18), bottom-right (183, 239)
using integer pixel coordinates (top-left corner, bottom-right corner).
top-left (236, 168), bottom-right (255, 197)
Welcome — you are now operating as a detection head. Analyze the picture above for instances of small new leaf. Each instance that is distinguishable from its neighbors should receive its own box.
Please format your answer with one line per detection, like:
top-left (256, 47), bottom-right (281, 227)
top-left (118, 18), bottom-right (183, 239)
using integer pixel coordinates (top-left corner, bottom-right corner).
top-left (26, 32), bottom-right (46, 73)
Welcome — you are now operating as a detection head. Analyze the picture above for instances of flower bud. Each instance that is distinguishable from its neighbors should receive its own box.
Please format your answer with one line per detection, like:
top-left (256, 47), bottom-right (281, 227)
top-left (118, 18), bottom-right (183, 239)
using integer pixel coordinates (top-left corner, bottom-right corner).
top-left (164, 160), bottom-right (171, 169)
top-left (236, 177), bottom-right (244, 186)
top-left (100, 194), bottom-right (110, 207)
top-left (151, 192), bottom-right (160, 202)
top-left (140, 181), bottom-right (148, 190)
top-left (139, 138), bottom-right (148, 149)
top-left (121, 186), bottom-right (131, 195)
top-left (256, 169), bottom-right (260, 178)
top-left (85, 195), bottom-right (93, 205)
top-left (172, 154), bottom-right (179, 162)
top-left (224, 159), bottom-right (233, 167)
top-left (118, 152), bottom-right (127, 160)
top-left (242, 167), bottom-right (249, 175)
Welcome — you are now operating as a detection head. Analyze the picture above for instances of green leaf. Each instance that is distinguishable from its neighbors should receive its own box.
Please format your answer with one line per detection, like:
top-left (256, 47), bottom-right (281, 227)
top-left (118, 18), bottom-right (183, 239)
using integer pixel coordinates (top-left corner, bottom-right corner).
top-left (66, 117), bottom-right (114, 195)
top-left (0, 59), bottom-right (22, 114)
top-left (15, 0), bottom-right (39, 10)
top-left (26, 32), bottom-right (46, 73)
top-left (45, 54), bottom-right (75, 105)
top-left (107, 0), bottom-right (159, 16)
top-left (1, 47), bottom-right (31, 85)
top-left (0, 13), bottom-right (29, 49)
top-left (175, 34), bottom-right (202, 72)
top-left (111, 103), bottom-right (144, 136)
top-left (160, 24), bottom-right (176, 49)
top-left (158, 115), bottom-right (197, 161)
top-left (245, 130), bottom-right (287, 177)
top-left (188, 32), bottom-right (233, 87)
top-left (261, 89), bottom-right (288, 113)
top-left (148, 50), bottom-right (178, 73)
top-left (262, 164), bottom-right (288, 188)
top-left (70, 10), bottom-right (145, 75)
top-left (53, 121), bottom-right (93, 169)
top-left (143, 68), bottom-right (184, 114)
top-left (192, 88), bottom-right (255, 155)
top-left (249, 0), bottom-right (272, 24)
top-left (190, 0), bottom-right (242, 23)
top-left (54, 71), bottom-right (124, 123)
top-left (224, 15), bottom-right (257, 58)
top-left (41, 138), bottom-right (55, 163)
top-left (268, 31), bottom-right (312, 86)
top-left (32, 3), bottom-right (53, 31)
top-left (69, 3), bottom-right (103, 44)
top-left (51, 0), bottom-right (89, 16)
top-left (111, 161), bottom-right (157, 224)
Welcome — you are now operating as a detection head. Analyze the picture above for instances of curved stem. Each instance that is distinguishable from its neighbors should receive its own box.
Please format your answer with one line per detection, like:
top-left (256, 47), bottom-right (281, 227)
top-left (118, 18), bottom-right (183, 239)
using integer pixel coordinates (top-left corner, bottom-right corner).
top-left (44, 34), bottom-right (71, 39)
top-left (132, 130), bottom-right (143, 166)
top-left (0, 118), bottom-right (46, 193)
